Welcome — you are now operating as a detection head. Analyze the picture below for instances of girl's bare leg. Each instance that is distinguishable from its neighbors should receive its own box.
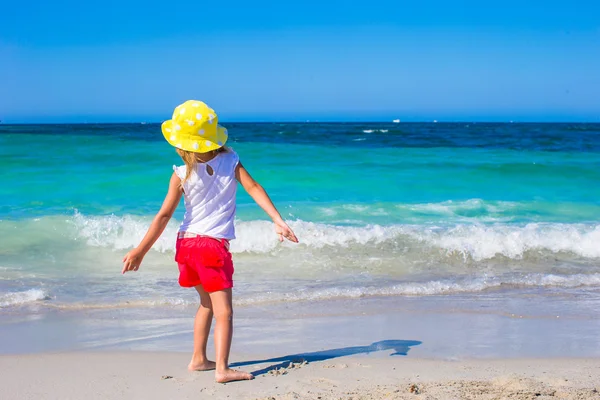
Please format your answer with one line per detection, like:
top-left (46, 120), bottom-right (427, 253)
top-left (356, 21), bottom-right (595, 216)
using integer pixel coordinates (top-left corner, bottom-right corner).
top-left (188, 285), bottom-right (216, 371)
top-left (208, 288), bottom-right (253, 383)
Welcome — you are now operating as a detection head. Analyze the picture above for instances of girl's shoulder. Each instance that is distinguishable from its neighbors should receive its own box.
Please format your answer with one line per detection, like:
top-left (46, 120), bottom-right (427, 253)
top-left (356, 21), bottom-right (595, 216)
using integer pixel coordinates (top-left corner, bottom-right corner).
top-left (220, 147), bottom-right (240, 165)
top-left (173, 164), bottom-right (187, 180)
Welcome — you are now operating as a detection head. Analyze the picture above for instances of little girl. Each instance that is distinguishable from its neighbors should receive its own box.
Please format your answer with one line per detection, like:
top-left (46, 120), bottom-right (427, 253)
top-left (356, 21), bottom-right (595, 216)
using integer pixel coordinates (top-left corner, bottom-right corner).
top-left (122, 100), bottom-right (298, 383)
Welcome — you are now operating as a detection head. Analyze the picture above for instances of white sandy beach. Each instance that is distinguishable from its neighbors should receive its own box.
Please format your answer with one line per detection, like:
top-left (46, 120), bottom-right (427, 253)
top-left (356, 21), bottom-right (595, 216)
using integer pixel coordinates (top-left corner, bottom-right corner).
top-left (1, 352), bottom-right (599, 399)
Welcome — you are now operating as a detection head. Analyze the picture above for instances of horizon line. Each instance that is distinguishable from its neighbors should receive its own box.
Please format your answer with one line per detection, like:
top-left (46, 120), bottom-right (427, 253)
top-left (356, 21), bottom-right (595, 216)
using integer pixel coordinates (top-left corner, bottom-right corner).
top-left (2, 120), bottom-right (600, 125)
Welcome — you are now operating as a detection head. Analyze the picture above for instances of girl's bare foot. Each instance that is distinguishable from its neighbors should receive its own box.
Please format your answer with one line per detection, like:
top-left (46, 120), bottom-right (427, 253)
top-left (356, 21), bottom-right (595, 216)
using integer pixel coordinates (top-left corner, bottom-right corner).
top-left (188, 360), bottom-right (216, 371)
top-left (215, 368), bottom-right (254, 383)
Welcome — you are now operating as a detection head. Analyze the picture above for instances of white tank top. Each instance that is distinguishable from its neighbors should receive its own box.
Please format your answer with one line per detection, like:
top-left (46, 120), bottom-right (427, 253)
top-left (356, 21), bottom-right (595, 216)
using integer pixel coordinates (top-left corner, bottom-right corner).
top-left (173, 149), bottom-right (239, 240)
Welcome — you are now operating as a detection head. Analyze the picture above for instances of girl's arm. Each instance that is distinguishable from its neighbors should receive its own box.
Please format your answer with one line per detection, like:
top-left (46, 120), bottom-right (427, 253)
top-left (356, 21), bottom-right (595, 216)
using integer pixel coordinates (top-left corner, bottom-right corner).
top-left (122, 172), bottom-right (183, 274)
top-left (235, 162), bottom-right (299, 243)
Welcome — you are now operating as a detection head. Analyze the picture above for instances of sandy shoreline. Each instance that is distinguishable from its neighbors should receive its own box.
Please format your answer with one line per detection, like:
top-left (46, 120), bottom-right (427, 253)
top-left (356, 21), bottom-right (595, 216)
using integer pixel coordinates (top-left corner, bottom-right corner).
top-left (2, 294), bottom-right (599, 398)
top-left (1, 352), bottom-right (598, 399)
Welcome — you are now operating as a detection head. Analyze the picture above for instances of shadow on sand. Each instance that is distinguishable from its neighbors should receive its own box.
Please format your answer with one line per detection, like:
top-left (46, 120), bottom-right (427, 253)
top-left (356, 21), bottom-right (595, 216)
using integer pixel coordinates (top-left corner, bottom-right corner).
top-left (230, 339), bottom-right (422, 377)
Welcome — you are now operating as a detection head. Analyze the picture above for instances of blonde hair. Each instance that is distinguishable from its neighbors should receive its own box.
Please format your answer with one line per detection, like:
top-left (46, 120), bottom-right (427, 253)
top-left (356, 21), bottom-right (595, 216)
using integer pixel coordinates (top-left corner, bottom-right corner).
top-left (176, 147), bottom-right (228, 186)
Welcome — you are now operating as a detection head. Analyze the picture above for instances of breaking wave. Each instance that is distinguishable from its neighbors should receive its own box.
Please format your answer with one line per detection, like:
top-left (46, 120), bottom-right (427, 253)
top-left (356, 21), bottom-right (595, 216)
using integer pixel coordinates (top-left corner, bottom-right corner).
top-left (0, 289), bottom-right (50, 308)
top-left (67, 213), bottom-right (600, 260)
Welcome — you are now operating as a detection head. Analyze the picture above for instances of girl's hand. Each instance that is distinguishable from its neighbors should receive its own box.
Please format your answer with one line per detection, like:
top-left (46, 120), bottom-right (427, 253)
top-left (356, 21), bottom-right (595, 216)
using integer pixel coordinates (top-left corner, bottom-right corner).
top-left (274, 220), bottom-right (299, 243)
top-left (122, 248), bottom-right (145, 274)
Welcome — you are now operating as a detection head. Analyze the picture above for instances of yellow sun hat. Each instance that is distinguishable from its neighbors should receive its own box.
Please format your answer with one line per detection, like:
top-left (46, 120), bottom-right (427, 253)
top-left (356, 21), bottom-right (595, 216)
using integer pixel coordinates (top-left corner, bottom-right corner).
top-left (161, 100), bottom-right (228, 153)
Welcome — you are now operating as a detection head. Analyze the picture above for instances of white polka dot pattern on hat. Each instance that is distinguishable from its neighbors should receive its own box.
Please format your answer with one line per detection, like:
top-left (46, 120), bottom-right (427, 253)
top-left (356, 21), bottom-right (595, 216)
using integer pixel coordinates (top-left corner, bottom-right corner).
top-left (163, 101), bottom-right (227, 153)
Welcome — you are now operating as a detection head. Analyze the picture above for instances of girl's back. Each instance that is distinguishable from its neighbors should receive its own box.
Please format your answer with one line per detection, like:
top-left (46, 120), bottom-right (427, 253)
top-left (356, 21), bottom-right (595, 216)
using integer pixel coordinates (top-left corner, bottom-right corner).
top-left (174, 149), bottom-right (239, 240)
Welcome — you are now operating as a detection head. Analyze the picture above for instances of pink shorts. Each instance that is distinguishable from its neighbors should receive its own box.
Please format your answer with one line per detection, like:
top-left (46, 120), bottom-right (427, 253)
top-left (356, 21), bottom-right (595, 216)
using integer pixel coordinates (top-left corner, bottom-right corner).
top-left (174, 234), bottom-right (234, 292)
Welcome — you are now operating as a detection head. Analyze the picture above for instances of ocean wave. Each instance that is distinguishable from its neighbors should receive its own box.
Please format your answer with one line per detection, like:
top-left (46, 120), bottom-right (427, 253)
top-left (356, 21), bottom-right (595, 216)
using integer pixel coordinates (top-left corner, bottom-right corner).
top-left (235, 273), bottom-right (600, 305)
top-left (72, 212), bottom-right (179, 253)
top-left (396, 198), bottom-right (520, 216)
top-left (47, 297), bottom-right (198, 310)
top-left (314, 199), bottom-right (515, 222)
top-left (362, 129), bottom-right (389, 133)
top-left (70, 213), bottom-right (600, 260)
top-left (70, 212), bottom-right (402, 254)
top-left (413, 223), bottom-right (600, 261)
top-left (4, 273), bottom-right (600, 310)
top-left (0, 289), bottom-right (50, 307)
top-left (316, 199), bottom-right (600, 222)
top-left (2, 211), bottom-right (599, 262)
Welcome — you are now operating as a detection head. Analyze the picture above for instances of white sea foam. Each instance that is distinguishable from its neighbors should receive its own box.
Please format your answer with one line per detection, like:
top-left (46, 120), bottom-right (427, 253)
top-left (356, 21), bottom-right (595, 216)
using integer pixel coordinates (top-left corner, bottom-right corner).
top-left (411, 223), bottom-right (600, 261)
top-left (72, 212), bottom-right (179, 253)
top-left (68, 212), bottom-right (600, 260)
top-left (235, 273), bottom-right (600, 305)
top-left (71, 213), bottom-right (400, 254)
top-left (0, 289), bottom-right (50, 307)
top-left (233, 220), bottom-right (399, 253)
top-left (362, 129), bottom-right (389, 133)
top-left (20, 272), bottom-right (600, 310)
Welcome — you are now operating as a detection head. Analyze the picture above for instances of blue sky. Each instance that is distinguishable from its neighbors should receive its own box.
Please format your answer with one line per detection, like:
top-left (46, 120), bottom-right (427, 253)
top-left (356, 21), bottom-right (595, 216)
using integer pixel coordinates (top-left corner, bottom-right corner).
top-left (1, 0), bottom-right (599, 122)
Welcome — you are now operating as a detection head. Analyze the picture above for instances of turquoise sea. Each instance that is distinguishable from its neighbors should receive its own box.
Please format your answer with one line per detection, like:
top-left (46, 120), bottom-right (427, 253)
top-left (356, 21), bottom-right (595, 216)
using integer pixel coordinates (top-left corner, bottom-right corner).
top-left (1, 122), bottom-right (600, 320)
